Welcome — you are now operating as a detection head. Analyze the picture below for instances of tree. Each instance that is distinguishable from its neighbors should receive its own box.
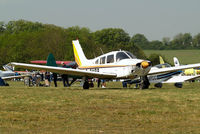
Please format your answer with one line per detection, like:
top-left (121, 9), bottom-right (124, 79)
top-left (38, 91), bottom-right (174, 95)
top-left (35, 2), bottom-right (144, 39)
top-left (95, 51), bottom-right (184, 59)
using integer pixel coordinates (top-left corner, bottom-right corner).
top-left (148, 53), bottom-right (170, 66)
top-left (131, 34), bottom-right (149, 49)
top-left (93, 28), bottom-right (130, 51)
top-left (193, 33), bottom-right (200, 48)
top-left (182, 33), bottom-right (192, 48)
top-left (149, 40), bottom-right (164, 50)
top-left (162, 37), bottom-right (170, 46)
top-left (171, 33), bottom-right (193, 49)
top-left (0, 21), bottom-right (5, 33)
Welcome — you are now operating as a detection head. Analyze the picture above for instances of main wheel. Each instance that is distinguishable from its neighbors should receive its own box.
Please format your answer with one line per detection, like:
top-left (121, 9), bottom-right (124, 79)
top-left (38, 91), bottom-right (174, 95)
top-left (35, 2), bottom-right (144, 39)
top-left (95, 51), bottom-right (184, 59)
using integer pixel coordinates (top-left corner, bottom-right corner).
top-left (154, 83), bottom-right (162, 88)
top-left (174, 83), bottom-right (183, 88)
top-left (83, 81), bottom-right (89, 89)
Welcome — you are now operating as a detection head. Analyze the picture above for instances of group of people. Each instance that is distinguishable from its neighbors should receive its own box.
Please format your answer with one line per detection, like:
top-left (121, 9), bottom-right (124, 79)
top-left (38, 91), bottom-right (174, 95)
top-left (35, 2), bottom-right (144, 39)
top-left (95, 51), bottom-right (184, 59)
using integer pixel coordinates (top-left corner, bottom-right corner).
top-left (43, 62), bottom-right (77, 87)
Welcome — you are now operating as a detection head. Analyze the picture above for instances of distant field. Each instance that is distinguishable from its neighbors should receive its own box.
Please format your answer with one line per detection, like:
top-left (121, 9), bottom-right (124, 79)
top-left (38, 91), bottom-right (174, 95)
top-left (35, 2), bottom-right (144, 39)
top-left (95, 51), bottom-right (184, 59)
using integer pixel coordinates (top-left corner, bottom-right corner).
top-left (0, 81), bottom-right (200, 133)
top-left (144, 50), bottom-right (200, 64)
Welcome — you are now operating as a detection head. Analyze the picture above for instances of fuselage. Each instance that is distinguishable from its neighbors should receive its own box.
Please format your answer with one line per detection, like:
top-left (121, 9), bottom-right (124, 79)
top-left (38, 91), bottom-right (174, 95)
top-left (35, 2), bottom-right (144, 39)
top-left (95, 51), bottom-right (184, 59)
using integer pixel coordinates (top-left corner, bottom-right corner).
top-left (78, 50), bottom-right (151, 79)
top-left (148, 63), bottom-right (182, 83)
top-left (0, 70), bottom-right (15, 77)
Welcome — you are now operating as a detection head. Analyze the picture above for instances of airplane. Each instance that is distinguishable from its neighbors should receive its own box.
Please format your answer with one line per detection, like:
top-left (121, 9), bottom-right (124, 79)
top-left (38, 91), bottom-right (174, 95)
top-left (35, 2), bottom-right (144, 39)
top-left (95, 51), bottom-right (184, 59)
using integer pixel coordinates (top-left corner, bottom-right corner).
top-left (0, 68), bottom-right (26, 86)
top-left (30, 60), bottom-right (73, 65)
top-left (8, 40), bottom-right (200, 89)
top-left (124, 56), bottom-right (200, 88)
top-left (173, 57), bottom-right (200, 75)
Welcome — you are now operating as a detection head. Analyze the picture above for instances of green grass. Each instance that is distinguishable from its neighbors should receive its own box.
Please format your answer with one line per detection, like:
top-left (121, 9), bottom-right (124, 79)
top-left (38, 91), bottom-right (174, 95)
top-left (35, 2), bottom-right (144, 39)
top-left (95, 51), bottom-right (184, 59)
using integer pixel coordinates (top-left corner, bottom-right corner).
top-left (0, 81), bottom-right (200, 133)
top-left (144, 50), bottom-right (200, 64)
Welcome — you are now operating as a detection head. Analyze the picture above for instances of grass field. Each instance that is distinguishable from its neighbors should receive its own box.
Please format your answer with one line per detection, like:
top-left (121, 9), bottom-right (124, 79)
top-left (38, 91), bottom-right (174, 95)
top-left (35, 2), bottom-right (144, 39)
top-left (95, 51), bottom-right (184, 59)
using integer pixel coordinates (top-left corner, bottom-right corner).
top-left (0, 81), bottom-right (200, 133)
top-left (144, 50), bottom-right (200, 64)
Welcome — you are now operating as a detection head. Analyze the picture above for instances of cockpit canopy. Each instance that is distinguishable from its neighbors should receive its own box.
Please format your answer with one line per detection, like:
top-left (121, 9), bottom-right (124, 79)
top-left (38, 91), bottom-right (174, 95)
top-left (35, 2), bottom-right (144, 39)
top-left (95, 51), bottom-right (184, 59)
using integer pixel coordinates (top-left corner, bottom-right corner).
top-left (154, 63), bottom-right (171, 68)
top-left (95, 51), bottom-right (136, 64)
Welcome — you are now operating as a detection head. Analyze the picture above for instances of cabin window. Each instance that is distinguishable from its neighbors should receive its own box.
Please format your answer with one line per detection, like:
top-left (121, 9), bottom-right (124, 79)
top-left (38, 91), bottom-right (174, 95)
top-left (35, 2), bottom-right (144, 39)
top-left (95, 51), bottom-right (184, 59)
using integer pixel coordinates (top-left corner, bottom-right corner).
top-left (100, 56), bottom-right (106, 64)
top-left (95, 59), bottom-right (99, 64)
top-left (107, 55), bottom-right (114, 63)
top-left (116, 52), bottom-right (130, 62)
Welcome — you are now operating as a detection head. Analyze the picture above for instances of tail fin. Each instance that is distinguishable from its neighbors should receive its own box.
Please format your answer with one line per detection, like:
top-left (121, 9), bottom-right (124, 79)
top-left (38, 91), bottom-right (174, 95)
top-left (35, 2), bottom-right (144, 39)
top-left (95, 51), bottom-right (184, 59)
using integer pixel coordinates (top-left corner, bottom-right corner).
top-left (3, 64), bottom-right (14, 71)
top-left (159, 56), bottom-right (165, 68)
top-left (46, 53), bottom-right (57, 67)
top-left (159, 56), bottom-right (165, 64)
top-left (72, 40), bottom-right (90, 67)
top-left (173, 57), bottom-right (180, 67)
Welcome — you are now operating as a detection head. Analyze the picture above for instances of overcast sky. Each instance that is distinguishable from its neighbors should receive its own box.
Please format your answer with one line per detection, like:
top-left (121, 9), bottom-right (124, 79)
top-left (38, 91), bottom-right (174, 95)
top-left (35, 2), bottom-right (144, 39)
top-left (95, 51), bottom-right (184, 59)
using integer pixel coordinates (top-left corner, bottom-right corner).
top-left (0, 0), bottom-right (200, 41)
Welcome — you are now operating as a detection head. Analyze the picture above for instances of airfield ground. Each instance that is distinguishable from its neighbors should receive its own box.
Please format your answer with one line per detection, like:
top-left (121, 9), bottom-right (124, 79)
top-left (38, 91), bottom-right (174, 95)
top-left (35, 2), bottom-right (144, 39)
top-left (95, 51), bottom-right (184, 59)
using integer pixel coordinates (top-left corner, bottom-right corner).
top-left (0, 81), bottom-right (200, 133)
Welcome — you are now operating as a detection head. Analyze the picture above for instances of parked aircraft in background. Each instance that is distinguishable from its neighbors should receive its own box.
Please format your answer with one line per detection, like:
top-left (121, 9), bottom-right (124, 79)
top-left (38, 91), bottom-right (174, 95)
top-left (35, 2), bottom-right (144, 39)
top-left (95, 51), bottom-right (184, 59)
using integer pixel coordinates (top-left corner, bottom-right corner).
top-left (173, 57), bottom-right (200, 75)
top-left (0, 65), bottom-right (28, 86)
top-left (30, 60), bottom-right (73, 65)
top-left (8, 40), bottom-right (200, 89)
top-left (125, 56), bottom-right (200, 88)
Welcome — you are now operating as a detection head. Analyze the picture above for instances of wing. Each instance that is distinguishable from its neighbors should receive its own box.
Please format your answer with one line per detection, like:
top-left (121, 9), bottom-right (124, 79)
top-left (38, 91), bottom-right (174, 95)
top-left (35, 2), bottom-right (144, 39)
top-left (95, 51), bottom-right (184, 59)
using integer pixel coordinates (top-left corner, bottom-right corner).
top-left (148, 63), bottom-right (200, 75)
top-left (2, 75), bottom-right (28, 80)
top-left (163, 75), bottom-right (200, 83)
top-left (9, 62), bottom-right (116, 79)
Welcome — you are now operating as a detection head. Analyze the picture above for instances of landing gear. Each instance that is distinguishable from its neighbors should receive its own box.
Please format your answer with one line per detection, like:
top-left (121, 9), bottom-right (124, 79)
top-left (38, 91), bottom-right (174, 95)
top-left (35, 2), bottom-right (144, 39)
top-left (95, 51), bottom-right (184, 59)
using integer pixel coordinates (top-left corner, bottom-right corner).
top-left (139, 76), bottom-right (150, 89)
top-left (174, 82), bottom-right (183, 88)
top-left (83, 80), bottom-right (89, 89)
top-left (154, 83), bottom-right (162, 88)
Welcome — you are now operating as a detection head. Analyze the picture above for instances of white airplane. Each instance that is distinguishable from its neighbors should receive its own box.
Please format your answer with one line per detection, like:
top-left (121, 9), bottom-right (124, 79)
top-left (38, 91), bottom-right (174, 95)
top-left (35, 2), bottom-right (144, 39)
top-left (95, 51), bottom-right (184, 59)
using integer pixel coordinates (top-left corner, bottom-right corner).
top-left (0, 64), bottom-right (30, 86)
top-left (8, 40), bottom-right (200, 89)
top-left (0, 70), bottom-right (16, 80)
top-left (147, 56), bottom-right (200, 88)
top-left (0, 69), bottom-right (22, 86)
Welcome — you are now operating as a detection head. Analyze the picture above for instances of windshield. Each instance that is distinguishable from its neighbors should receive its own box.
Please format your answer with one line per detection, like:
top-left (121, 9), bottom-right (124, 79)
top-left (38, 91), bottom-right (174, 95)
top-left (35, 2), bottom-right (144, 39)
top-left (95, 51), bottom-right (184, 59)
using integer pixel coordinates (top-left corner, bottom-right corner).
top-left (125, 51), bottom-right (136, 59)
top-left (116, 52), bottom-right (130, 62)
top-left (154, 63), bottom-right (171, 68)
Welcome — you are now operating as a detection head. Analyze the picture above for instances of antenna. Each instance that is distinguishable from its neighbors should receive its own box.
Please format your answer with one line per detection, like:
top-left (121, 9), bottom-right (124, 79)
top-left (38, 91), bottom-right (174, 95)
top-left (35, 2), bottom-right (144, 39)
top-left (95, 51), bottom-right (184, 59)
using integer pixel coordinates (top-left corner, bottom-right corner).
top-left (100, 48), bottom-right (104, 54)
top-left (93, 52), bottom-right (96, 58)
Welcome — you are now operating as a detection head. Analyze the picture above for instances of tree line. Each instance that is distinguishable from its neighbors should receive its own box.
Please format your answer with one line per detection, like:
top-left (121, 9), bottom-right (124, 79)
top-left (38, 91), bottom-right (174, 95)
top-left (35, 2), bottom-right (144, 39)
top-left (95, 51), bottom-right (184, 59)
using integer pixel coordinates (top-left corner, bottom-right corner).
top-left (132, 33), bottom-right (200, 50)
top-left (0, 20), bottom-right (146, 67)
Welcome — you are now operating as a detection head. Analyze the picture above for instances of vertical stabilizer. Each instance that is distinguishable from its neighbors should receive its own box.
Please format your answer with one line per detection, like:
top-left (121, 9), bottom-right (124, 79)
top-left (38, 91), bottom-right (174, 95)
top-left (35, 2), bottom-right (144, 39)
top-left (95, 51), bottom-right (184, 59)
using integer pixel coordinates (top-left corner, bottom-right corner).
top-left (159, 56), bottom-right (165, 68)
top-left (72, 40), bottom-right (90, 67)
top-left (46, 53), bottom-right (57, 67)
top-left (3, 64), bottom-right (14, 71)
top-left (159, 56), bottom-right (165, 64)
top-left (173, 57), bottom-right (180, 67)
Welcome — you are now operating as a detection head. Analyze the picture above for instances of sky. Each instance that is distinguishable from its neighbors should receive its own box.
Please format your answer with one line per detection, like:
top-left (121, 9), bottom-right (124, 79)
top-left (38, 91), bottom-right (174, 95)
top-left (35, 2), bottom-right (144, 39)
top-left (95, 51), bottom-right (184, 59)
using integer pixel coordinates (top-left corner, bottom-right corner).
top-left (0, 0), bottom-right (200, 41)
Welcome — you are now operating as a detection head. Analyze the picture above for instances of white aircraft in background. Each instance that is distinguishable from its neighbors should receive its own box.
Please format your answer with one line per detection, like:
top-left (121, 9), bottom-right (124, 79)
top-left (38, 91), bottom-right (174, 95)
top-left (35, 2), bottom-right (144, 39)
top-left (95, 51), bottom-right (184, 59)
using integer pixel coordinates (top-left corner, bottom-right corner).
top-left (137, 56), bottom-right (200, 88)
top-left (8, 40), bottom-right (200, 89)
top-left (160, 57), bottom-right (200, 85)
top-left (0, 64), bottom-right (28, 86)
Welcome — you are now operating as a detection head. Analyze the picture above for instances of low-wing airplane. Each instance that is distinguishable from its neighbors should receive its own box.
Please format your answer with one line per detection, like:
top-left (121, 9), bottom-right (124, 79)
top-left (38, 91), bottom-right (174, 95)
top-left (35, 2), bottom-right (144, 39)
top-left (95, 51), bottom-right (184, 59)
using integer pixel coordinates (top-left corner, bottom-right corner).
top-left (173, 57), bottom-right (200, 75)
top-left (8, 40), bottom-right (200, 89)
top-left (125, 56), bottom-right (200, 88)
top-left (0, 68), bottom-right (26, 86)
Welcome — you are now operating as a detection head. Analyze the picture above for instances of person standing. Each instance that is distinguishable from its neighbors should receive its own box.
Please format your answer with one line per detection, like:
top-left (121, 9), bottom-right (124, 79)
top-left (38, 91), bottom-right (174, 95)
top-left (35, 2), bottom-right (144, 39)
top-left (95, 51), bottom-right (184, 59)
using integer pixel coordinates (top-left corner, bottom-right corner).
top-left (53, 73), bottom-right (58, 87)
top-left (45, 72), bottom-right (50, 87)
top-left (61, 62), bottom-right (69, 87)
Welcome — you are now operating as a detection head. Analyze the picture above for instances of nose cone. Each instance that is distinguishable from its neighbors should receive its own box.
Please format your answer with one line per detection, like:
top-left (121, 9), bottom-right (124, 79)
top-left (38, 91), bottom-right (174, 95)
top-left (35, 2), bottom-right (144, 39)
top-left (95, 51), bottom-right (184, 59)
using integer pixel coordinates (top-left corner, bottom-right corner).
top-left (141, 61), bottom-right (149, 69)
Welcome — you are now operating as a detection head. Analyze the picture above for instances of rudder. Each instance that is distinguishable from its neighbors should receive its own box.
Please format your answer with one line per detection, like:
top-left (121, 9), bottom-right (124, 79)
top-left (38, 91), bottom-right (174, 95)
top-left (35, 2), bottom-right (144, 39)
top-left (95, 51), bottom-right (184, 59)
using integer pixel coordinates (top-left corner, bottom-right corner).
top-left (72, 40), bottom-right (89, 67)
